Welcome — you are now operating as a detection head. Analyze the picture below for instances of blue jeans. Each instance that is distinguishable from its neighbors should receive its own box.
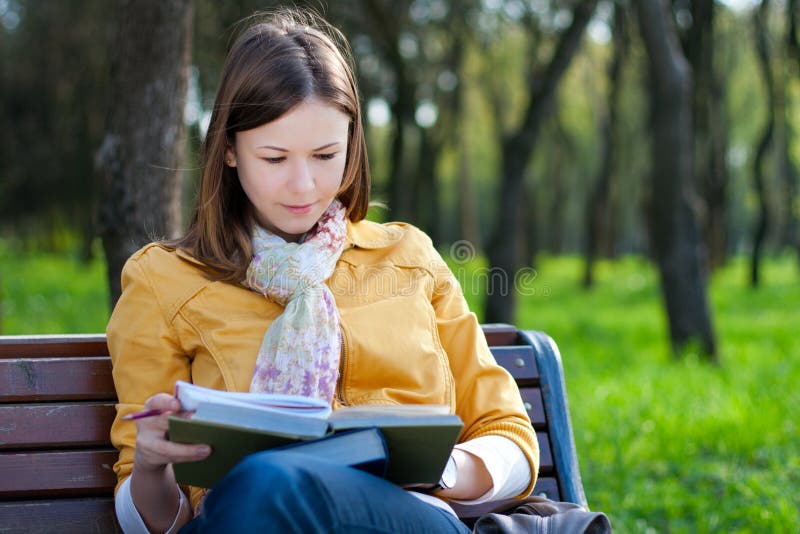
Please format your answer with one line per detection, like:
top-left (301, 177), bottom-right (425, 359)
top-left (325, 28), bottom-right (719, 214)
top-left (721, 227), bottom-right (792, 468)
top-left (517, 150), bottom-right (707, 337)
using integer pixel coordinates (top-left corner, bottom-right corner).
top-left (179, 450), bottom-right (472, 533)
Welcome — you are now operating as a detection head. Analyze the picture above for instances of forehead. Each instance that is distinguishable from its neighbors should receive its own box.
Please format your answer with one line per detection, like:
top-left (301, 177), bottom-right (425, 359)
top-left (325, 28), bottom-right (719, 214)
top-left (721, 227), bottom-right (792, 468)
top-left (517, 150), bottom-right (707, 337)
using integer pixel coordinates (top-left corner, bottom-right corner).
top-left (236, 98), bottom-right (350, 148)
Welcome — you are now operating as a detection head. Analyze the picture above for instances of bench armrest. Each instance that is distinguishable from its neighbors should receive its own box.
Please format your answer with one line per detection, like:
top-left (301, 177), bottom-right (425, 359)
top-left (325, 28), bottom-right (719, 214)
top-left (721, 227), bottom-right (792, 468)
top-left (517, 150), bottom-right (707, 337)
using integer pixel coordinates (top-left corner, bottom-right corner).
top-left (520, 330), bottom-right (587, 509)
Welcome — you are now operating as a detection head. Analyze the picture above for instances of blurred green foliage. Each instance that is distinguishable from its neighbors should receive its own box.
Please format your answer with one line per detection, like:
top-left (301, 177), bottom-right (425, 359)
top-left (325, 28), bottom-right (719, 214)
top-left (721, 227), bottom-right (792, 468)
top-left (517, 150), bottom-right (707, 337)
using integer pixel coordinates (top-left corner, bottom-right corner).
top-left (1, 2), bottom-right (794, 259)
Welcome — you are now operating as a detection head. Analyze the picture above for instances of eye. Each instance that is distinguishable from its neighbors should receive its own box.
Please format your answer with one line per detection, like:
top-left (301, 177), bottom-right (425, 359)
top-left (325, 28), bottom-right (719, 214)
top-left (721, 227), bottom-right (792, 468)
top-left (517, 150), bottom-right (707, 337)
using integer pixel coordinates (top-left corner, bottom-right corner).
top-left (314, 152), bottom-right (337, 161)
top-left (262, 157), bottom-right (285, 164)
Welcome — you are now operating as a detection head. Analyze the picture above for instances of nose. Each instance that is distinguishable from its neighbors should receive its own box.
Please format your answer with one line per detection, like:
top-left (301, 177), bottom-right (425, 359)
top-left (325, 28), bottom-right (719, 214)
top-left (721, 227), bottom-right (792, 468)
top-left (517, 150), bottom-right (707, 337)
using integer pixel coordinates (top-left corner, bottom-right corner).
top-left (287, 159), bottom-right (314, 194)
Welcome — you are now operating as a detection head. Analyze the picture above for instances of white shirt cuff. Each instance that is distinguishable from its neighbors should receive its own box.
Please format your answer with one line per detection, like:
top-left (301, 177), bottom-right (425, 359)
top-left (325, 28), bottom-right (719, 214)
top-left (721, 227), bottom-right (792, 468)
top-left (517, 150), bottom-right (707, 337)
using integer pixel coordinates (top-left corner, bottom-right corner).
top-left (450, 435), bottom-right (531, 505)
top-left (115, 476), bottom-right (191, 534)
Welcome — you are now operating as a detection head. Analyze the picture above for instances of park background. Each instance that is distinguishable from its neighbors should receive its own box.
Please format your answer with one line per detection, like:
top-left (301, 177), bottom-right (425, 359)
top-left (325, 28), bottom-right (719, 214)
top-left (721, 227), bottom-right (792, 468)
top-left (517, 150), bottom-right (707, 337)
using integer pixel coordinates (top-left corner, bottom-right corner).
top-left (1, 0), bottom-right (798, 531)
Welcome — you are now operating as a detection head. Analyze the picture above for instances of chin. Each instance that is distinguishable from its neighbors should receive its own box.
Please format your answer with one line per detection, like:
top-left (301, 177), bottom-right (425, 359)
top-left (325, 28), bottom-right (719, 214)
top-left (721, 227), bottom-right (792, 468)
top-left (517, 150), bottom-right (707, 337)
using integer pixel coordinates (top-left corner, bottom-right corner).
top-left (278, 223), bottom-right (317, 240)
top-left (262, 207), bottom-right (328, 240)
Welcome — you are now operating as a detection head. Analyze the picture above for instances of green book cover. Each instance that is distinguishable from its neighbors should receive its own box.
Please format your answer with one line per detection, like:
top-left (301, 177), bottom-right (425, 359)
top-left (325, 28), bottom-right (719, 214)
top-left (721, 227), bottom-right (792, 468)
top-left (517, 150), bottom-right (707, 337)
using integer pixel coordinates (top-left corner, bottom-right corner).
top-left (366, 422), bottom-right (463, 484)
top-left (169, 413), bottom-right (462, 489)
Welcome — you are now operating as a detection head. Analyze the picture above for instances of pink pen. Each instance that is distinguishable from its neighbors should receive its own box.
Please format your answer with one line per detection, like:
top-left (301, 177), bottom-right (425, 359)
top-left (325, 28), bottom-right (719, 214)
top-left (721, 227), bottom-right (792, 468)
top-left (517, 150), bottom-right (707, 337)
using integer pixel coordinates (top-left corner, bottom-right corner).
top-left (122, 408), bottom-right (171, 421)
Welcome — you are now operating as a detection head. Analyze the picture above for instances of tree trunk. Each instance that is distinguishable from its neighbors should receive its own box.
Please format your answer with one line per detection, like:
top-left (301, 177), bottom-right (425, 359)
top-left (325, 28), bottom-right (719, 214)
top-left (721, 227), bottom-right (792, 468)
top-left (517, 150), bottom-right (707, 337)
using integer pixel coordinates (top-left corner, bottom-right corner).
top-left (388, 93), bottom-right (414, 221)
top-left (415, 126), bottom-right (442, 243)
top-left (584, 2), bottom-right (627, 289)
top-left (684, 0), bottom-right (730, 271)
top-left (452, 20), bottom-right (480, 250)
top-left (545, 120), bottom-right (569, 255)
top-left (775, 11), bottom-right (796, 260)
top-left (99, 0), bottom-right (193, 308)
top-left (363, 0), bottom-right (416, 222)
top-left (751, 0), bottom-right (774, 287)
top-left (786, 0), bottom-right (800, 270)
top-left (457, 131), bottom-right (480, 250)
top-left (522, 181), bottom-right (538, 270)
top-left (637, 0), bottom-right (718, 360)
top-left (780, 122), bottom-right (800, 267)
top-left (484, 0), bottom-right (597, 323)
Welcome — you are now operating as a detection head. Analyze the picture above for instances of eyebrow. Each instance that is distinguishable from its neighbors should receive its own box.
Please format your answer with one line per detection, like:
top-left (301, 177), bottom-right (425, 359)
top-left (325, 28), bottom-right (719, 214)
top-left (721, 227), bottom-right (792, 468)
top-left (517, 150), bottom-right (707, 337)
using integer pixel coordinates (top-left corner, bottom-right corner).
top-left (256, 142), bottom-right (343, 152)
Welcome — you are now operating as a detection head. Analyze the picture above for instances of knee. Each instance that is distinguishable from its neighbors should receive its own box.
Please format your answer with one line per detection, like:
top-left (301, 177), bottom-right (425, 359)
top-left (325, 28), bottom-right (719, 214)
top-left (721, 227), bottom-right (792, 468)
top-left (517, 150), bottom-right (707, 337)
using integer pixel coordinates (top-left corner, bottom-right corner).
top-left (223, 450), bottom-right (316, 498)
top-left (197, 451), bottom-right (336, 532)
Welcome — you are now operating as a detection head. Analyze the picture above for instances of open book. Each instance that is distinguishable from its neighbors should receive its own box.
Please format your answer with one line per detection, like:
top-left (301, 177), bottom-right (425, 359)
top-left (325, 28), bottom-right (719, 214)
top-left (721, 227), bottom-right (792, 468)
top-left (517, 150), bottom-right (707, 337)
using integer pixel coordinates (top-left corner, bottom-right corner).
top-left (168, 381), bottom-right (463, 489)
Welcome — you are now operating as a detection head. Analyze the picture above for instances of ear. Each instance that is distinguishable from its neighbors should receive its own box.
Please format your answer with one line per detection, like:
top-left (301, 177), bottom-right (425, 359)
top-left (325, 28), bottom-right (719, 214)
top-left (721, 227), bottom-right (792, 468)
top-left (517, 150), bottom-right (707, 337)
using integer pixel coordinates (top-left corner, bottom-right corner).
top-left (225, 145), bottom-right (237, 167)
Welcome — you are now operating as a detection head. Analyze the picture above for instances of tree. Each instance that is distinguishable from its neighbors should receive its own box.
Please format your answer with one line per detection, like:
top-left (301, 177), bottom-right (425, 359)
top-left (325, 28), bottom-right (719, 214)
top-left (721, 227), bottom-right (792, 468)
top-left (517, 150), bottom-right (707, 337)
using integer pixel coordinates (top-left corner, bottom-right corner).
top-left (355, 0), bottom-right (418, 223)
top-left (0, 0), bottom-right (112, 253)
top-left (584, 2), bottom-right (629, 288)
top-left (98, 0), bottom-right (193, 307)
top-left (637, 0), bottom-right (717, 359)
top-left (333, 0), bottom-right (477, 244)
top-left (750, 0), bottom-right (774, 287)
top-left (680, 0), bottom-right (731, 272)
top-left (784, 0), bottom-right (800, 270)
top-left (484, 0), bottom-right (598, 323)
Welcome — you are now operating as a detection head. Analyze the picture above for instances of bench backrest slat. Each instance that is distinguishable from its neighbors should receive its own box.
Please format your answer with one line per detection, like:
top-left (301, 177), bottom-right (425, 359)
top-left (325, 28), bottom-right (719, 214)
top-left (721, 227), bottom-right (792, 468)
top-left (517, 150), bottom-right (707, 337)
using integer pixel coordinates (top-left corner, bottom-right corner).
top-left (0, 450), bottom-right (118, 498)
top-left (0, 335), bottom-right (109, 358)
top-left (0, 403), bottom-right (117, 450)
top-left (480, 324), bottom-right (519, 347)
top-left (0, 498), bottom-right (120, 534)
top-left (490, 346), bottom-right (539, 382)
top-left (0, 357), bottom-right (116, 402)
top-left (519, 387), bottom-right (546, 428)
top-left (536, 431), bottom-right (553, 473)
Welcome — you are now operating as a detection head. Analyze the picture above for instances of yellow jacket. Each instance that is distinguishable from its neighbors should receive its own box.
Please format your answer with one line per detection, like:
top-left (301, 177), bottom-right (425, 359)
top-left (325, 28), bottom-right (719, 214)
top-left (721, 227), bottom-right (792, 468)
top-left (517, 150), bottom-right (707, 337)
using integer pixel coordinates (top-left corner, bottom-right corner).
top-left (108, 219), bottom-right (539, 510)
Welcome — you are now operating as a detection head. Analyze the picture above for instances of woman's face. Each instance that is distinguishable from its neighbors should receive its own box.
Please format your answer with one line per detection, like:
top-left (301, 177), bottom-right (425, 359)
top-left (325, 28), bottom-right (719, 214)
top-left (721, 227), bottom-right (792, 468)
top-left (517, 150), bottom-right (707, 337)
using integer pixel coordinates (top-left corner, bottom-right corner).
top-left (227, 98), bottom-right (350, 242)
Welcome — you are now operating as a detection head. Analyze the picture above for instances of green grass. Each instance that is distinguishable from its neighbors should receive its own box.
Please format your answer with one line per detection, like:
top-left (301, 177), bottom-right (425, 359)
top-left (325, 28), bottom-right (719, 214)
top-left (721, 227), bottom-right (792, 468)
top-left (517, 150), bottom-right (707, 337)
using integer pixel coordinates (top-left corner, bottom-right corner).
top-left (0, 242), bottom-right (110, 334)
top-left (2, 245), bottom-right (798, 532)
top-left (452, 254), bottom-right (800, 533)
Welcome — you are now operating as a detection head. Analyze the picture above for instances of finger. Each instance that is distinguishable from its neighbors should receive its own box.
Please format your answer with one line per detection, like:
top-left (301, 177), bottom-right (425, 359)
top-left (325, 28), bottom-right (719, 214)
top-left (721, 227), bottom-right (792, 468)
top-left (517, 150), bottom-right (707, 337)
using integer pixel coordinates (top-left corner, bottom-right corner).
top-left (146, 439), bottom-right (211, 464)
top-left (135, 414), bottom-right (172, 434)
top-left (138, 440), bottom-right (209, 465)
top-left (135, 444), bottom-right (210, 473)
top-left (144, 393), bottom-right (181, 412)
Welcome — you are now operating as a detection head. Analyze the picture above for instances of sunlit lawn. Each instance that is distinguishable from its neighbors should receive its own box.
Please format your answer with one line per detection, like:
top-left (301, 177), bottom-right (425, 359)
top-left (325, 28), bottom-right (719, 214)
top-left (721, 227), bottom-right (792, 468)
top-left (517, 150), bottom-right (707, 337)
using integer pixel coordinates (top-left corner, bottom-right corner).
top-left (2, 243), bottom-right (798, 532)
top-left (457, 253), bottom-right (800, 533)
top-left (0, 244), bottom-right (110, 333)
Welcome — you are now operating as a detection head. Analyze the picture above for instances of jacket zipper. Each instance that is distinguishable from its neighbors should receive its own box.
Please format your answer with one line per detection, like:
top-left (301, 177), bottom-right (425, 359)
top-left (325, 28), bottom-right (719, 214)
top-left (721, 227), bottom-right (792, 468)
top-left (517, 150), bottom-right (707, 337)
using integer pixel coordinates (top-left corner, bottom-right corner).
top-left (336, 327), bottom-right (349, 406)
top-left (334, 245), bottom-right (354, 407)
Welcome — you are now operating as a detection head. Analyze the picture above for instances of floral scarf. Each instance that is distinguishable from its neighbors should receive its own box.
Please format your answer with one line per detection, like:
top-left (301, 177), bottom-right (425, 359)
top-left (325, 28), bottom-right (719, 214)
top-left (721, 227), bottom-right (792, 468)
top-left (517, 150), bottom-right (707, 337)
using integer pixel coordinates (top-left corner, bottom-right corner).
top-left (244, 199), bottom-right (347, 401)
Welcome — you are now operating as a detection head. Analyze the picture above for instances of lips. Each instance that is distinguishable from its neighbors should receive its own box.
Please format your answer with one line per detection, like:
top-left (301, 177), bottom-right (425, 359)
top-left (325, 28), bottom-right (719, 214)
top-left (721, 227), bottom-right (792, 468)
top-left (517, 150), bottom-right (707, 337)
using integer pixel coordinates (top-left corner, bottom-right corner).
top-left (284, 203), bottom-right (315, 215)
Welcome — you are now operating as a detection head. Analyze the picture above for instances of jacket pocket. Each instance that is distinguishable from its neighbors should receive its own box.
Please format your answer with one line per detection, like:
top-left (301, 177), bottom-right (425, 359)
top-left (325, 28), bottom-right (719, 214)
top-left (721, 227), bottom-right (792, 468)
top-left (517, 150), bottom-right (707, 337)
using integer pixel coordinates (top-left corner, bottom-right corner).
top-left (336, 267), bottom-right (454, 407)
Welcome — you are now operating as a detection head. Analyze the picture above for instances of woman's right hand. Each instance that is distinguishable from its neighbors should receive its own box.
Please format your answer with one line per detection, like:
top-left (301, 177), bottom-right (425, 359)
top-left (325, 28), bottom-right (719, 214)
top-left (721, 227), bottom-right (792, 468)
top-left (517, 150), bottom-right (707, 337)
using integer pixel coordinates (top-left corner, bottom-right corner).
top-left (133, 393), bottom-right (212, 473)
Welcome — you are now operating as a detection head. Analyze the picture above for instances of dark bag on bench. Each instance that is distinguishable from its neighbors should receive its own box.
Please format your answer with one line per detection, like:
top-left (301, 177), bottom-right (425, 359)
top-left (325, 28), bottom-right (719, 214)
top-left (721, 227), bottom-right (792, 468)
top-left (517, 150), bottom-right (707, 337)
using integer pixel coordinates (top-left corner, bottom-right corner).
top-left (472, 496), bottom-right (612, 534)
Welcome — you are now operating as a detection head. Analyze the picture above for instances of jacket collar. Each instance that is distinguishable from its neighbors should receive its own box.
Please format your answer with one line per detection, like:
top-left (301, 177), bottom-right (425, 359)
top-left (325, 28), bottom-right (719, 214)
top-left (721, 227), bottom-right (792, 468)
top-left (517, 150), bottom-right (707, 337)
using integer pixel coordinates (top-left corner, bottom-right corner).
top-left (175, 246), bottom-right (207, 267)
top-left (172, 218), bottom-right (404, 266)
top-left (345, 219), bottom-right (405, 250)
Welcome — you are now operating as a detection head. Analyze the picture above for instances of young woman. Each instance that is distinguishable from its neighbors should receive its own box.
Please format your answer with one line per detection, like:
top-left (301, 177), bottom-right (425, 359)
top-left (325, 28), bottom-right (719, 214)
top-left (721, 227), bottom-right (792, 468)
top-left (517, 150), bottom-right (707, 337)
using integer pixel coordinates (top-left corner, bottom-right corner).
top-left (108, 9), bottom-right (539, 534)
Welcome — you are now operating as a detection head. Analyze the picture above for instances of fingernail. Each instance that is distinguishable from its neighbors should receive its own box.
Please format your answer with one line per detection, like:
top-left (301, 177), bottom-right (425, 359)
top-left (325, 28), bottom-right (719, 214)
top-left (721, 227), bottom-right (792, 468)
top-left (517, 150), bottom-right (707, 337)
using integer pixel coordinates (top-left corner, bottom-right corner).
top-left (198, 446), bottom-right (212, 457)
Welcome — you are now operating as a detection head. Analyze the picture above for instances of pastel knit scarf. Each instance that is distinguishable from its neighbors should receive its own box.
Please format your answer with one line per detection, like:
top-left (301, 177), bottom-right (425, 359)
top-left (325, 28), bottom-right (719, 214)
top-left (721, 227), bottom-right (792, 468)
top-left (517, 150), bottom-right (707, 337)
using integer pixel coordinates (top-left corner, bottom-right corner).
top-left (244, 199), bottom-right (347, 401)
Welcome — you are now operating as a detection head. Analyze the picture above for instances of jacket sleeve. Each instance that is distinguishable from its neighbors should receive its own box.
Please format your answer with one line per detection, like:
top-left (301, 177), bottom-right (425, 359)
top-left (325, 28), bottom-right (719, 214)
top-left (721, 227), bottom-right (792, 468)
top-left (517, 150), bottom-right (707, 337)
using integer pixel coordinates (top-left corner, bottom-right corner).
top-left (427, 242), bottom-right (539, 498)
top-left (107, 251), bottom-right (192, 495)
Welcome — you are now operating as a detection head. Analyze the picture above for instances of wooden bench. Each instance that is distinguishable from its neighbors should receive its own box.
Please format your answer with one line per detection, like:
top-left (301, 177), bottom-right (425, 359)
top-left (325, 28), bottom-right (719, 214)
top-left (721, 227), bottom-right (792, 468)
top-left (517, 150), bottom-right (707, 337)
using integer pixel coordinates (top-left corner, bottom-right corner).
top-left (0, 324), bottom-right (586, 533)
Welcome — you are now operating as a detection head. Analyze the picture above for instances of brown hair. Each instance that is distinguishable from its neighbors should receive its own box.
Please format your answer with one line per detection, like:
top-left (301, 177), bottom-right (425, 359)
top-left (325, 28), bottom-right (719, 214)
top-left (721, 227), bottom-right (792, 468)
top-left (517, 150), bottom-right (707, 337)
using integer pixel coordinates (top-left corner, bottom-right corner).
top-left (173, 9), bottom-right (370, 281)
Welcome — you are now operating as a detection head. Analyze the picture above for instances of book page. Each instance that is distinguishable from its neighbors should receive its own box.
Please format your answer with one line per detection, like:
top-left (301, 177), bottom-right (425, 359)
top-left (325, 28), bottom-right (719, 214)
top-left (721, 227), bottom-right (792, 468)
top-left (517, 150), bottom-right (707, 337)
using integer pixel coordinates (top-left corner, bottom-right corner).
top-left (174, 380), bottom-right (331, 418)
top-left (329, 404), bottom-right (451, 420)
